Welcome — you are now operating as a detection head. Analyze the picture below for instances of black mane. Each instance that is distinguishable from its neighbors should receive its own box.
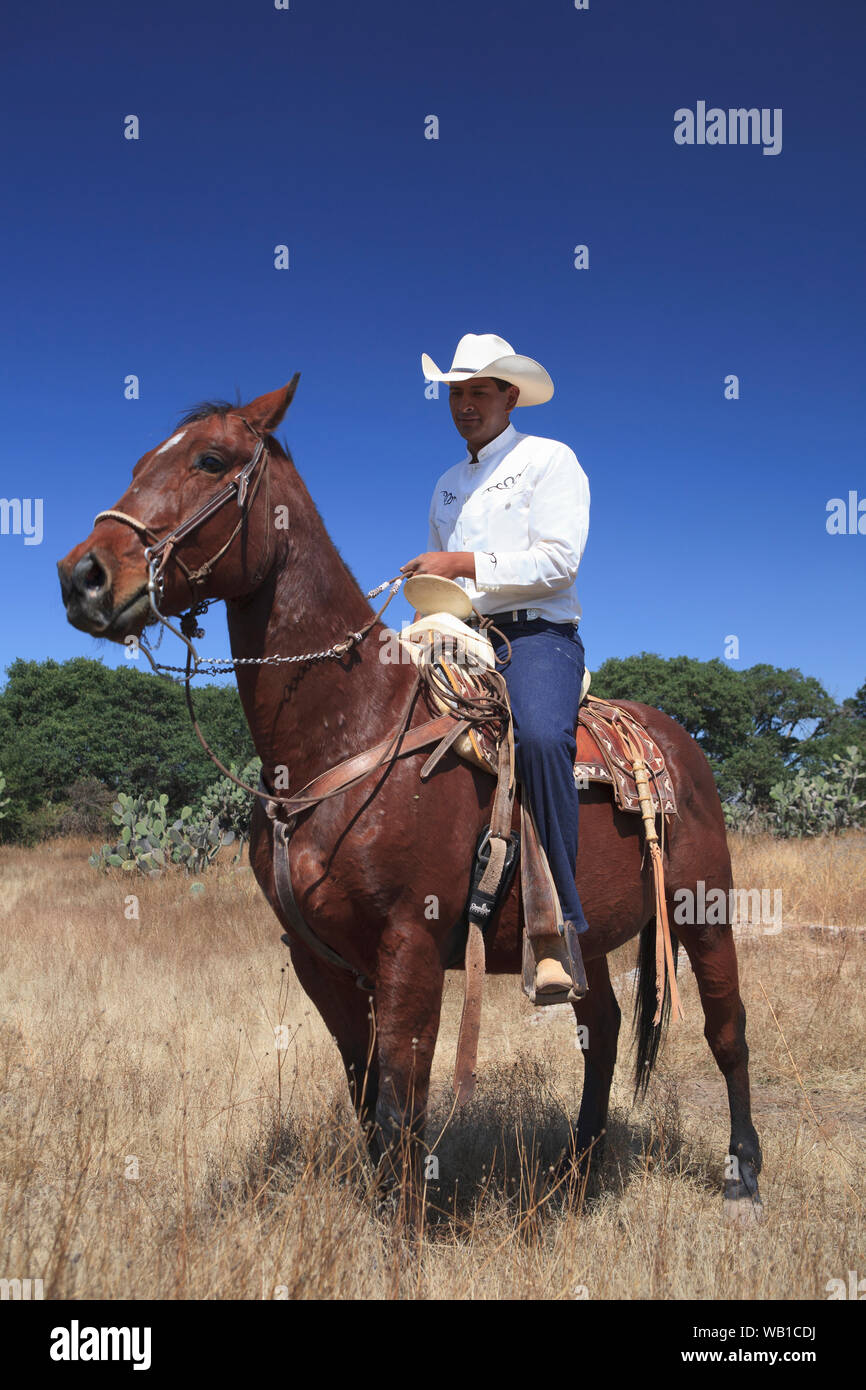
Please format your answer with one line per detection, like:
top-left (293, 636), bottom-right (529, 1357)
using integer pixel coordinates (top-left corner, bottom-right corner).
top-left (174, 398), bottom-right (241, 428)
top-left (172, 396), bottom-right (293, 460)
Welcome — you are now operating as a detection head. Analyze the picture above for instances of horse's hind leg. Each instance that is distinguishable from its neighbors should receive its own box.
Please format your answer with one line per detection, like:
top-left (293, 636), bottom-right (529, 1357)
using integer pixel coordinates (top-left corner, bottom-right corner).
top-left (568, 955), bottom-right (621, 1173)
top-left (678, 924), bottom-right (764, 1222)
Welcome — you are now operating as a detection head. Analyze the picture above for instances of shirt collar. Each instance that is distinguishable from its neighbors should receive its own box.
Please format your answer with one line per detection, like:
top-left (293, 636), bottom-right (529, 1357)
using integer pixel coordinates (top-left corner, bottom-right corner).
top-left (465, 421), bottom-right (519, 466)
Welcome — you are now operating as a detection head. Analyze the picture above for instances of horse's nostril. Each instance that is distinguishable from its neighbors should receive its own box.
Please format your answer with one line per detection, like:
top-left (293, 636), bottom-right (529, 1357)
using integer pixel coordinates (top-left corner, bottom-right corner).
top-left (73, 552), bottom-right (108, 597)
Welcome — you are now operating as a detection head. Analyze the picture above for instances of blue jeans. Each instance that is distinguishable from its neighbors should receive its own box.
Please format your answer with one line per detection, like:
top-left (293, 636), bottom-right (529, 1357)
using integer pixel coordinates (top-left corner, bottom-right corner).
top-left (490, 619), bottom-right (589, 932)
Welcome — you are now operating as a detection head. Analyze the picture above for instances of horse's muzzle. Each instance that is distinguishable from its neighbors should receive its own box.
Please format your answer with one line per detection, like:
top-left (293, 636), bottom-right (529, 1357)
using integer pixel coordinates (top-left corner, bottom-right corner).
top-left (58, 551), bottom-right (147, 637)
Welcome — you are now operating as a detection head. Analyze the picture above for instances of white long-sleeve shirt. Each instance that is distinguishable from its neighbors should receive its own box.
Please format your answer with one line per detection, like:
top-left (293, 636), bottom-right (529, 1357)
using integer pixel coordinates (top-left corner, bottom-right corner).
top-left (427, 421), bottom-right (590, 624)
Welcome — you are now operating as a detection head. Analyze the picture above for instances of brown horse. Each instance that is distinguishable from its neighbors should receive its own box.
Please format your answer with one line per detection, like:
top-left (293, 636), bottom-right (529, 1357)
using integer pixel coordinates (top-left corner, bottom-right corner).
top-left (58, 379), bottom-right (763, 1221)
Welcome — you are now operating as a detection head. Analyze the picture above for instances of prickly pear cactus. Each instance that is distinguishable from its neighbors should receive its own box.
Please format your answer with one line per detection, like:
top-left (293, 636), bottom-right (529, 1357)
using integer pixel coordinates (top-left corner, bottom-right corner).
top-left (768, 747), bottom-right (866, 836)
top-left (175, 814), bottom-right (234, 874)
top-left (195, 758), bottom-right (260, 859)
top-left (89, 791), bottom-right (213, 877)
top-left (725, 747), bottom-right (866, 838)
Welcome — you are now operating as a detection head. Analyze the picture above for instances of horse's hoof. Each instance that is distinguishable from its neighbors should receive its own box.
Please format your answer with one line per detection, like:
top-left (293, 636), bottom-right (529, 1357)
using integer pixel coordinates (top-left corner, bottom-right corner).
top-left (723, 1195), bottom-right (765, 1227)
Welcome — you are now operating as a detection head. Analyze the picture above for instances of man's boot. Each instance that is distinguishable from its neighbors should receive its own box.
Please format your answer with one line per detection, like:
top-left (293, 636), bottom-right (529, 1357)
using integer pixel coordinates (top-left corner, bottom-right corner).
top-left (534, 938), bottom-right (572, 999)
top-left (533, 922), bottom-right (588, 1005)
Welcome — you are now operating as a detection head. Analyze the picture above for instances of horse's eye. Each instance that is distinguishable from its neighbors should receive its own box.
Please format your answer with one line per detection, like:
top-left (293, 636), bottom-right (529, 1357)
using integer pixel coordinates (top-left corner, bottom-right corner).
top-left (195, 454), bottom-right (227, 474)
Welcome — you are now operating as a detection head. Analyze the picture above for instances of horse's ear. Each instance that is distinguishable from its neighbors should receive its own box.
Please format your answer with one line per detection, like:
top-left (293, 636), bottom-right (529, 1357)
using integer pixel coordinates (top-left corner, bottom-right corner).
top-left (240, 374), bottom-right (300, 433)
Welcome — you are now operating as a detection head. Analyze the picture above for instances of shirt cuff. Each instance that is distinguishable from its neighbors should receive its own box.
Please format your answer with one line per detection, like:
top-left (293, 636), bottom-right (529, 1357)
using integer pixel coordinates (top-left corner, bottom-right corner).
top-left (472, 551), bottom-right (504, 590)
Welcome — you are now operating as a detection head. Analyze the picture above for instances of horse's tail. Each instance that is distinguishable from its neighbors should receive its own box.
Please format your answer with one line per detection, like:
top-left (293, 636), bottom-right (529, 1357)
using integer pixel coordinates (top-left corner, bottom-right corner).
top-left (632, 917), bottom-right (679, 1102)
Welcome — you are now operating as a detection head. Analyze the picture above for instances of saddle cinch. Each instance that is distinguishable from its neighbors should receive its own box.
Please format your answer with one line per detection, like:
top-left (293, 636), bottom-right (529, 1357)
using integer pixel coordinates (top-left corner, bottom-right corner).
top-left (399, 577), bottom-right (681, 1102)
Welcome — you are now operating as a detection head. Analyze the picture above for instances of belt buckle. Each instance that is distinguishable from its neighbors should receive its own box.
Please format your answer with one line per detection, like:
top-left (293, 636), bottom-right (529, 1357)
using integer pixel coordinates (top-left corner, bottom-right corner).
top-left (526, 608), bottom-right (540, 620)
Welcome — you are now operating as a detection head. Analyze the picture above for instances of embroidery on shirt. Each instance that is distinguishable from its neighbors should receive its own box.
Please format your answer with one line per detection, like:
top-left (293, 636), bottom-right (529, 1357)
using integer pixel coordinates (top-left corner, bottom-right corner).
top-left (440, 489), bottom-right (457, 505)
top-left (484, 468), bottom-right (526, 493)
top-left (485, 552), bottom-right (497, 569)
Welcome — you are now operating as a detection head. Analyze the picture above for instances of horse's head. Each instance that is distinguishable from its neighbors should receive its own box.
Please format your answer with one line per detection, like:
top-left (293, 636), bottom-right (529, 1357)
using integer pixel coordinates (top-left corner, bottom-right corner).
top-left (58, 378), bottom-right (299, 641)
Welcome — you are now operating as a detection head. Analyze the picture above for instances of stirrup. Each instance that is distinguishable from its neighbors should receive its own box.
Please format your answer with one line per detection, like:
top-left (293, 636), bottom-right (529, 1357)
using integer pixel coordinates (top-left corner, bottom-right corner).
top-left (531, 931), bottom-right (586, 1006)
top-left (559, 920), bottom-right (589, 1000)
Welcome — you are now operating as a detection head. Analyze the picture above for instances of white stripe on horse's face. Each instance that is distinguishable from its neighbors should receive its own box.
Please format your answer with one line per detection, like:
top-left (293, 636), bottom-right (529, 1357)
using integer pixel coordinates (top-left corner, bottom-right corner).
top-left (154, 429), bottom-right (187, 457)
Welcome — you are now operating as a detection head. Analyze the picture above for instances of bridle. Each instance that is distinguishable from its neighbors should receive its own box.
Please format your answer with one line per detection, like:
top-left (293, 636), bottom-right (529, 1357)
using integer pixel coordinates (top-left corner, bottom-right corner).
top-left (93, 416), bottom-right (277, 667)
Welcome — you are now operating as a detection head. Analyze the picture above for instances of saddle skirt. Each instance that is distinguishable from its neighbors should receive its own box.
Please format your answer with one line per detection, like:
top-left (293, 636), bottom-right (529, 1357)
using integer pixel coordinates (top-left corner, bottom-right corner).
top-left (575, 702), bottom-right (677, 815)
top-left (398, 616), bottom-right (677, 818)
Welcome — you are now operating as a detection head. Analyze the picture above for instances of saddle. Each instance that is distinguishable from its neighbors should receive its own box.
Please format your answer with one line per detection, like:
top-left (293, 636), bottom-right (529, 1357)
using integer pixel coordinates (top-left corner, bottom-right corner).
top-left (397, 613), bottom-right (678, 817)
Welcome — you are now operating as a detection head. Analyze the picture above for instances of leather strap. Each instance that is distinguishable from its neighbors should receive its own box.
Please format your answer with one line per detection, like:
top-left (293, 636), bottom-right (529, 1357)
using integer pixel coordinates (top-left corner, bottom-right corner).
top-left (520, 797), bottom-right (564, 945)
top-left (487, 608), bottom-right (542, 623)
top-left (266, 705), bottom-right (457, 818)
top-left (488, 722), bottom-right (515, 841)
top-left (452, 708), bottom-right (516, 1104)
top-left (270, 816), bottom-right (372, 989)
top-left (453, 922), bottom-right (485, 1103)
top-left (420, 718), bottom-right (473, 779)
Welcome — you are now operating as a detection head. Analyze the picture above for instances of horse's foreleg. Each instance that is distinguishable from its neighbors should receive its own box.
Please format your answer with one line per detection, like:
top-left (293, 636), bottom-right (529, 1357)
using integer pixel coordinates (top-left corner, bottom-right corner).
top-left (286, 943), bottom-right (380, 1133)
top-left (370, 920), bottom-right (445, 1223)
top-left (569, 954), bottom-right (621, 1172)
top-left (678, 924), bottom-right (764, 1222)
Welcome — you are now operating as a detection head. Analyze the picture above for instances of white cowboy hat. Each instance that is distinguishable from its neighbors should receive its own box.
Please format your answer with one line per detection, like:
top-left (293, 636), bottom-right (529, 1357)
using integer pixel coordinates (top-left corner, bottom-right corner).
top-left (421, 333), bottom-right (554, 406)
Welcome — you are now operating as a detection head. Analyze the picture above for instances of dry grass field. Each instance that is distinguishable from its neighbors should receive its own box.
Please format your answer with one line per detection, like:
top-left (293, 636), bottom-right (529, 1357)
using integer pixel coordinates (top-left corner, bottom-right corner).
top-left (1, 830), bottom-right (864, 1300)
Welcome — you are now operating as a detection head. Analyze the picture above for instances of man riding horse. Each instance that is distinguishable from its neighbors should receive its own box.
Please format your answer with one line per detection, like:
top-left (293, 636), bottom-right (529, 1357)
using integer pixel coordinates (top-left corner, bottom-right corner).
top-left (59, 361), bottom-right (764, 1222)
top-left (401, 333), bottom-right (591, 1002)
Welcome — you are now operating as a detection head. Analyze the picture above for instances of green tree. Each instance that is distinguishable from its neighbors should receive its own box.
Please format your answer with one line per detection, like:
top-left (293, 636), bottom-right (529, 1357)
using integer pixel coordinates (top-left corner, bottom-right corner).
top-left (797, 675), bottom-right (866, 776)
top-left (0, 658), bottom-right (255, 842)
top-left (845, 679), bottom-right (866, 722)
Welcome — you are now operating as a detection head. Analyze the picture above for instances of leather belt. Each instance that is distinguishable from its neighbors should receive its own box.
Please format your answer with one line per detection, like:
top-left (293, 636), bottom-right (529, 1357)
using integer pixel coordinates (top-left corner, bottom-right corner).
top-left (488, 608), bottom-right (542, 623)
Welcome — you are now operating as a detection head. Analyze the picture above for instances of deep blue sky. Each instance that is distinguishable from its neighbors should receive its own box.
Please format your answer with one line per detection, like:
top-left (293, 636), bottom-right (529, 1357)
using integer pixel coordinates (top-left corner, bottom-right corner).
top-left (2, 0), bottom-right (864, 704)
